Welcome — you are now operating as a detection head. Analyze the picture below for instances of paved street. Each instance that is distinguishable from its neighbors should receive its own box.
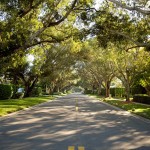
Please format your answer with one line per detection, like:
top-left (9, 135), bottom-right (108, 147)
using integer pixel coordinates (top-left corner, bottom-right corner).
top-left (0, 93), bottom-right (150, 150)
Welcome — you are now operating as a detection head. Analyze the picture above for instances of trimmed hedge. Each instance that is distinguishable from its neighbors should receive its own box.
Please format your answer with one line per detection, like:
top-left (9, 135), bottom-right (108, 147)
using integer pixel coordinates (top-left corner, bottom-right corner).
top-left (0, 84), bottom-right (13, 100)
top-left (99, 88), bottom-right (143, 97)
top-left (84, 87), bottom-right (146, 97)
top-left (101, 88), bottom-right (105, 96)
top-left (101, 88), bottom-right (125, 97)
top-left (15, 92), bottom-right (24, 99)
top-left (11, 84), bottom-right (18, 98)
top-left (30, 87), bottom-right (42, 97)
top-left (84, 90), bottom-right (93, 94)
top-left (133, 95), bottom-right (150, 105)
top-left (110, 88), bottom-right (125, 97)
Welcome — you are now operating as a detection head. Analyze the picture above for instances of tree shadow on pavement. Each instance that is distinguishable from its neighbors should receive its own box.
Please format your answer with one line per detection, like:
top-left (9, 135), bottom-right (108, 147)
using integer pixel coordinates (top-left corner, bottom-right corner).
top-left (0, 94), bottom-right (150, 150)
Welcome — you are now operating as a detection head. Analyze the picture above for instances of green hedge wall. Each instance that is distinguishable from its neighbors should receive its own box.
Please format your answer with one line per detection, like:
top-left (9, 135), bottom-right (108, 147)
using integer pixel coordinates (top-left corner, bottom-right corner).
top-left (133, 95), bottom-right (150, 105)
top-left (0, 84), bottom-right (13, 100)
top-left (111, 88), bottom-right (125, 97)
top-left (100, 88), bottom-right (125, 97)
top-left (84, 87), bottom-right (144, 97)
top-left (101, 88), bottom-right (105, 96)
top-left (84, 90), bottom-right (93, 94)
top-left (101, 88), bottom-right (143, 97)
top-left (30, 87), bottom-right (42, 97)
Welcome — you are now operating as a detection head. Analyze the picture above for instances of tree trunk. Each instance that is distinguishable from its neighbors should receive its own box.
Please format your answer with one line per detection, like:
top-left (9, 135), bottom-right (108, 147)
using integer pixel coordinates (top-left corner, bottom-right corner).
top-left (24, 76), bottom-right (38, 97)
top-left (145, 87), bottom-right (150, 96)
top-left (53, 86), bottom-right (60, 93)
top-left (125, 83), bottom-right (130, 101)
top-left (92, 84), bottom-right (95, 94)
top-left (57, 87), bottom-right (60, 93)
top-left (97, 83), bottom-right (102, 95)
top-left (105, 81), bottom-right (110, 97)
top-left (125, 70), bottom-right (130, 101)
top-left (24, 85), bottom-right (31, 97)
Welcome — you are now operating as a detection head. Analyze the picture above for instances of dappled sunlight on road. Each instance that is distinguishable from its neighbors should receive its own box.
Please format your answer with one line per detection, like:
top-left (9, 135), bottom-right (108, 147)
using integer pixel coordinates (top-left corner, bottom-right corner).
top-left (0, 93), bottom-right (150, 150)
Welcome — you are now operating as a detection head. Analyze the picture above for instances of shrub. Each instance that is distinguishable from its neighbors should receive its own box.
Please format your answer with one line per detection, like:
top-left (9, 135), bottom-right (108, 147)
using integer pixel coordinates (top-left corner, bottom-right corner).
top-left (84, 89), bottom-right (93, 94)
top-left (131, 85), bottom-right (146, 95)
top-left (100, 88), bottom-right (125, 97)
top-left (66, 90), bottom-right (72, 94)
top-left (114, 88), bottom-right (125, 97)
top-left (15, 92), bottom-right (24, 99)
top-left (133, 94), bottom-right (150, 105)
top-left (110, 88), bottom-right (115, 97)
top-left (0, 84), bottom-right (13, 100)
top-left (100, 88), bottom-right (105, 96)
top-left (53, 92), bottom-right (62, 95)
top-left (11, 84), bottom-right (18, 98)
top-left (30, 87), bottom-right (42, 97)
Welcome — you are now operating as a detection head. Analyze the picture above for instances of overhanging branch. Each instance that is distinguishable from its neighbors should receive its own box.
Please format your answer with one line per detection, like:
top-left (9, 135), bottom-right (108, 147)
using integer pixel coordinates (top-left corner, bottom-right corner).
top-left (47, 0), bottom-right (78, 27)
top-left (108, 0), bottom-right (150, 15)
top-left (110, 29), bottom-right (150, 48)
top-left (26, 0), bottom-right (78, 49)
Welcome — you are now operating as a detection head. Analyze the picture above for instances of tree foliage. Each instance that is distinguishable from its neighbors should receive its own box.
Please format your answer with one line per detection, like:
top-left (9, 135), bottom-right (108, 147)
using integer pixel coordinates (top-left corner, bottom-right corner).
top-left (0, 0), bottom-right (150, 99)
top-left (40, 39), bottom-right (83, 94)
top-left (0, 0), bottom-right (93, 58)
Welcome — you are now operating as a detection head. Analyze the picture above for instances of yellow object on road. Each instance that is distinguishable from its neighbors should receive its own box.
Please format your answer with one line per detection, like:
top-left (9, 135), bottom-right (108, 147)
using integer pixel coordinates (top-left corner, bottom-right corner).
top-left (76, 99), bottom-right (78, 112)
top-left (78, 146), bottom-right (85, 150)
top-left (68, 146), bottom-right (85, 150)
top-left (68, 146), bottom-right (75, 150)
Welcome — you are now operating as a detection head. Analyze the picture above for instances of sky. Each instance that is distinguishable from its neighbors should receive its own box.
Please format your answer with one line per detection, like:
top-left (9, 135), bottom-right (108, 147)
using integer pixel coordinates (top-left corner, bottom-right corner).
top-left (27, 55), bottom-right (34, 62)
top-left (95, 0), bottom-right (104, 9)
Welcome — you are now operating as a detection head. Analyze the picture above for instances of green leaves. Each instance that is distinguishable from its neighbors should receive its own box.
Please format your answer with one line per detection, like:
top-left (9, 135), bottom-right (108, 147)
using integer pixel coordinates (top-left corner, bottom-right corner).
top-left (0, 0), bottom-right (81, 58)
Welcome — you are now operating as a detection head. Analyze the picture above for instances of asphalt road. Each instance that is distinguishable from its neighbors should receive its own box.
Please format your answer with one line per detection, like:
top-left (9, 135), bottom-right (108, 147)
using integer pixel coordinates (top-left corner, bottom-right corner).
top-left (0, 93), bottom-right (150, 150)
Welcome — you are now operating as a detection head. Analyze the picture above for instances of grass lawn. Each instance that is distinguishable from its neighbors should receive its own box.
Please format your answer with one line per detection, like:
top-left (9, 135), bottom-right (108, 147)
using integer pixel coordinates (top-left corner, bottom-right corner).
top-left (103, 99), bottom-right (150, 119)
top-left (0, 96), bottom-right (55, 117)
top-left (88, 94), bottom-right (150, 120)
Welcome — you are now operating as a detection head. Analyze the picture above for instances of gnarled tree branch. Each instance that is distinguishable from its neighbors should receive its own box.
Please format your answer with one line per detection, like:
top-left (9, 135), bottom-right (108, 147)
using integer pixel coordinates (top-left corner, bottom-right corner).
top-left (108, 0), bottom-right (150, 15)
top-left (27, 0), bottom-right (77, 47)
top-left (110, 29), bottom-right (150, 48)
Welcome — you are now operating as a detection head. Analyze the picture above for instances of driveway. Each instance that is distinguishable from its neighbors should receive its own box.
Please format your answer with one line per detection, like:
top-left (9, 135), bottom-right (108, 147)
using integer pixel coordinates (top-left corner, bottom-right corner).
top-left (0, 93), bottom-right (150, 150)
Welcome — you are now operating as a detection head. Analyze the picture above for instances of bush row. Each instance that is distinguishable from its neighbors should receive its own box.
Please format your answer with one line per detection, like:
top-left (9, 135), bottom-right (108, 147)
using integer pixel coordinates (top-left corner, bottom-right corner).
top-left (84, 89), bottom-right (96, 94)
top-left (0, 84), bottom-right (43, 100)
top-left (30, 87), bottom-right (42, 97)
top-left (98, 88), bottom-right (126, 97)
top-left (133, 95), bottom-right (150, 105)
top-left (0, 84), bottom-right (13, 100)
top-left (84, 87), bottom-right (145, 97)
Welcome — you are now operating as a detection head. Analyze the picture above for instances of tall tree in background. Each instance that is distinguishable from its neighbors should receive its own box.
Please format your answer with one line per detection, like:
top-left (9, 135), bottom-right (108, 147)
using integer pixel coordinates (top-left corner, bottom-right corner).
top-left (5, 49), bottom-right (45, 97)
top-left (40, 39), bottom-right (82, 94)
top-left (133, 50), bottom-right (150, 96)
top-left (111, 43), bottom-right (150, 101)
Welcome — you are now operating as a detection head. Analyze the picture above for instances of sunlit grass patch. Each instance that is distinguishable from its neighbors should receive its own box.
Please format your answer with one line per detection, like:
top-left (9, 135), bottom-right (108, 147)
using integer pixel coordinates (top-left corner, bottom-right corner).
top-left (103, 99), bottom-right (150, 119)
top-left (0, 96), bottom-right (54, 117)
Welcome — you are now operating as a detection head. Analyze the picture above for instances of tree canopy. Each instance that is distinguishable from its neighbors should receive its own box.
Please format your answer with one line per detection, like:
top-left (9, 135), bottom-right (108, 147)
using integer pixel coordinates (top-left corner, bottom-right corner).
top-left (0, 0), bottom-right (93, 58)
top-left (0, 0), bottom-right (150, 98)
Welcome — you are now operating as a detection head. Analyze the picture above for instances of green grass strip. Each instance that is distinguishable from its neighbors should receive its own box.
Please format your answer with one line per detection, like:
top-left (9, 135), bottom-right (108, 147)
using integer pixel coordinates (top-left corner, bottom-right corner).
top-left (0, 96), bottom-right (55, 117)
